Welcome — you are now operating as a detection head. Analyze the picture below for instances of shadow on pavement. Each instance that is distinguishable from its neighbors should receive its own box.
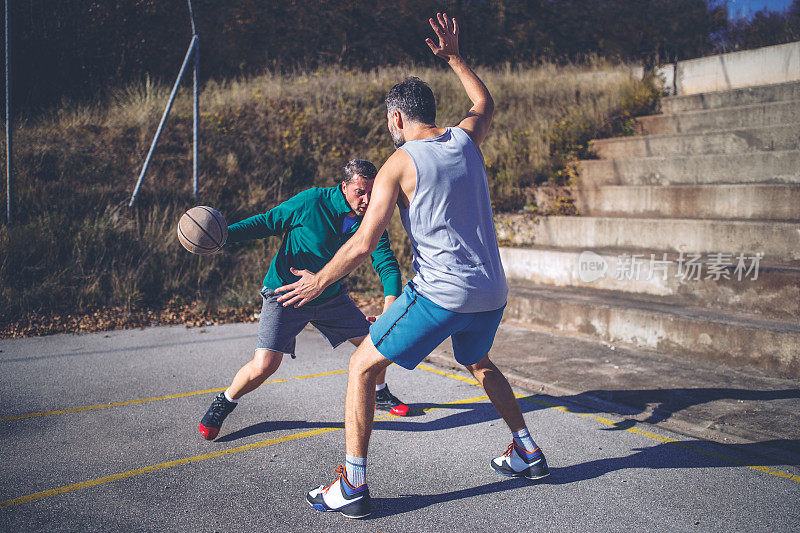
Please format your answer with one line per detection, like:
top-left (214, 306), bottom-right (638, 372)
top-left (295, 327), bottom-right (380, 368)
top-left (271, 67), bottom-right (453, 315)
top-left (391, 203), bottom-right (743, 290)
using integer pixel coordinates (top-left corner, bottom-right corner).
top-left (217, 389), bottom-right (799, 454)
top-left (518, 388), bottom-right (800, 457)
top-left (369, 478), bottom-right (532, 518)
top-left (217, 420), bottom-right (344, 442)
top-left (216, 400), bottom-right (544, 442)
top-left (553, 387), bottom-right (800, 426)
top-left (546, 439), bottom-right (800, 484)
top-left (367, 439), bottom-right (799, 518)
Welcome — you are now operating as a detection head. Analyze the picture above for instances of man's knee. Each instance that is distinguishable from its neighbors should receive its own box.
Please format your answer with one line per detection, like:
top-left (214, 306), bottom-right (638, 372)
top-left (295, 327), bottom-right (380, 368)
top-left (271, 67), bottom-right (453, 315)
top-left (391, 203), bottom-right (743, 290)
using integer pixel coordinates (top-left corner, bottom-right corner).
top-left (349, 337), bottom-right (391, 378)
top-left (252, 349), bottom-right (283, 377)
top-left (465, 355), bottom-right (497, 380)
top-left (348, 335), bottom-right (367, 347)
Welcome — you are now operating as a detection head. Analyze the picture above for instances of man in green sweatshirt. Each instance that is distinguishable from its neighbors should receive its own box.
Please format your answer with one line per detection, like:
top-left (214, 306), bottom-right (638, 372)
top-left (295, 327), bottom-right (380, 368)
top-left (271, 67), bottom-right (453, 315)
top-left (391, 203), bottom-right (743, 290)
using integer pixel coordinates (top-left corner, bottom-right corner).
top-left (198, 159), bottom-right (409, 441)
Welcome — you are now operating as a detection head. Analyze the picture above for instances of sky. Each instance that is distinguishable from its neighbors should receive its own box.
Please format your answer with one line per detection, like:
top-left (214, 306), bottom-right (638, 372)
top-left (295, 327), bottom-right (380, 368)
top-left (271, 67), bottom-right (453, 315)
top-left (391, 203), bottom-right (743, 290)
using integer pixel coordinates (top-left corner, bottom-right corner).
top-left (727, 0), bottom-right (795, 19)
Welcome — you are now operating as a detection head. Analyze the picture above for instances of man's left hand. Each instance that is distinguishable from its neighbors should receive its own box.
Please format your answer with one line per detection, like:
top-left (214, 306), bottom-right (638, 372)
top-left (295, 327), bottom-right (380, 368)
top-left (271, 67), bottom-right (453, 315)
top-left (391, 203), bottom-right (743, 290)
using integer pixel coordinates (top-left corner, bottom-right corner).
top-left (275, 267), bottom-right (323, 307)
top-left (426, 12), bottom-right (460, 62)
top-left (367, 295), bottom-right (398, 322)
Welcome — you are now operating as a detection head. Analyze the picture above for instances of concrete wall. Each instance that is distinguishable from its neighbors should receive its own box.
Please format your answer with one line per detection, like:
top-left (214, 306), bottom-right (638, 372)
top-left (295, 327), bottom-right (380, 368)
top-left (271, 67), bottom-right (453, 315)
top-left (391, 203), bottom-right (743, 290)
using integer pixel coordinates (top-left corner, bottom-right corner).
top-left (657, 41), bottom-right (800, 96)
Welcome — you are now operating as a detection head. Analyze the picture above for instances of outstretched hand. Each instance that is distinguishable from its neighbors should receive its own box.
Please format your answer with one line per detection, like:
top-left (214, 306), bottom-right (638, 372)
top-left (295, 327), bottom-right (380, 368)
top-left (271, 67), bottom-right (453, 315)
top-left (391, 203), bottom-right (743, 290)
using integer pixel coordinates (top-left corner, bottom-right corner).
top-left (275, 267), bottom-right (323, 308)
top-left (426, 12), bottom-right (460, 61)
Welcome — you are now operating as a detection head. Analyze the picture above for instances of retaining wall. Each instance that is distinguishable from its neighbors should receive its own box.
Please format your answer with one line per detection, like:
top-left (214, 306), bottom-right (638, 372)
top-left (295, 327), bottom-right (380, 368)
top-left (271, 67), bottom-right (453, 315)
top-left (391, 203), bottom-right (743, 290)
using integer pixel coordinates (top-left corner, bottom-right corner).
top-left (657, 41), bottom-right (800, 96)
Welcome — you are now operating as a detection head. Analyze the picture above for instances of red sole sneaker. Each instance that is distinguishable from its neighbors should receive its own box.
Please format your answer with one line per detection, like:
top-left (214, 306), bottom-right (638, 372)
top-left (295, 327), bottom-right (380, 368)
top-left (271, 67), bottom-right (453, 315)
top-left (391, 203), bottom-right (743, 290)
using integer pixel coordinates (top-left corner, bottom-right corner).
top-left (375, 404), bottom-right (410, 416)
top-left (198, 423), bottom-right (219, 440)
top-left (389, 404), bottom-right (409, 416)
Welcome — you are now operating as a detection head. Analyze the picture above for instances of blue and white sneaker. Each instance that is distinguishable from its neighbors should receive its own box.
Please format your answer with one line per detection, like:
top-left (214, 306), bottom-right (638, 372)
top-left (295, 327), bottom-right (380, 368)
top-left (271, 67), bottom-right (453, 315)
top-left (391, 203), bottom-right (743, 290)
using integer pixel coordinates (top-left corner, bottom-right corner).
top-left (491, 442), bottom-right (550, 480)
top-left (306, 466), bottom-right (371, 519)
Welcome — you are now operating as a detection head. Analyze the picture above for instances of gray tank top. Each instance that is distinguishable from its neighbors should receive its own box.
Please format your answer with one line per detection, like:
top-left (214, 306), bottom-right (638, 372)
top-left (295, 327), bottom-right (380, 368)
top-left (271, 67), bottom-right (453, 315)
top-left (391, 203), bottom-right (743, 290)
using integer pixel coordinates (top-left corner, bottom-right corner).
top-left (399, 127), bottom-right (508, 313)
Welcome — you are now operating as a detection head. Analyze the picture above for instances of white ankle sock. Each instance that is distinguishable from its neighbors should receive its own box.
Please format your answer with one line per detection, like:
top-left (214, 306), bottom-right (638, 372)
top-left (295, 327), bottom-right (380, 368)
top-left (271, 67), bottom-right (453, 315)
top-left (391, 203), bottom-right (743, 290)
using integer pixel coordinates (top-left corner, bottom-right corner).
top-left (345, 455), bottom-right (367, 487)
top-left (223, 389), bottom-right (239, 403)
top-left (512, 428), bottom-right (537, 453)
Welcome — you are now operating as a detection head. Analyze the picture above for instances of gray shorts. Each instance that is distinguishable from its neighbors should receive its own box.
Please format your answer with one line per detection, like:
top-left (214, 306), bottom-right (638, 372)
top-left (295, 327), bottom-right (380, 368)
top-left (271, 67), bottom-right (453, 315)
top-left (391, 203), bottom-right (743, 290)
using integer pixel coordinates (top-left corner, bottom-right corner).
top-left (256, 287), bottom-right (370, 356)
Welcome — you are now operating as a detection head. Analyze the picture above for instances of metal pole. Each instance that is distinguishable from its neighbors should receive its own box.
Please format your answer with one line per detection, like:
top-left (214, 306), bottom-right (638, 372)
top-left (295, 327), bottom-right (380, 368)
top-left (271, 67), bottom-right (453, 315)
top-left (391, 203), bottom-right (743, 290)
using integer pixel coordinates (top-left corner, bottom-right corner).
top-left (129, 35), bottom-right (198, 207)
top-left (188, 0), bottom-right (199, 201)
top-left (187, 0), bottom-right (196, 35)
top-left (192, 38), bottom-right (199, 201)
top-left (5, 0), bottom-right (11, 224)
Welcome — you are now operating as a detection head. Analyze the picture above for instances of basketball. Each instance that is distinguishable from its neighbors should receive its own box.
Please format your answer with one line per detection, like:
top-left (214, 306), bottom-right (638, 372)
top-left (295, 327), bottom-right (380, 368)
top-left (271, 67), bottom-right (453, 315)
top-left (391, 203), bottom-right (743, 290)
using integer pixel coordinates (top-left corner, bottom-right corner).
top-left (177, 206), bottom-right (228, 255)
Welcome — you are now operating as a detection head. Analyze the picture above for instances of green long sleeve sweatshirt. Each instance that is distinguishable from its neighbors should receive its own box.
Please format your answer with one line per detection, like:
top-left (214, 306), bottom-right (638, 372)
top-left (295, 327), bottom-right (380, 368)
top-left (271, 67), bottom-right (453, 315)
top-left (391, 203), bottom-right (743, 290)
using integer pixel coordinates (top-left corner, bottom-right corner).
top-left (226, 185), bottom-right (402, 305)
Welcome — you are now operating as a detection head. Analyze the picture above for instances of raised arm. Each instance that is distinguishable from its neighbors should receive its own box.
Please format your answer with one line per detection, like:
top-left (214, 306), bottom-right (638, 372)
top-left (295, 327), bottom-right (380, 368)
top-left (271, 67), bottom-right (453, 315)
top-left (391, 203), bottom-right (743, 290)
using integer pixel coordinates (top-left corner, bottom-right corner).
top-left (426, 12), bottom-right (494, 146)
top-left (275, 151), bottom-right (406, 307)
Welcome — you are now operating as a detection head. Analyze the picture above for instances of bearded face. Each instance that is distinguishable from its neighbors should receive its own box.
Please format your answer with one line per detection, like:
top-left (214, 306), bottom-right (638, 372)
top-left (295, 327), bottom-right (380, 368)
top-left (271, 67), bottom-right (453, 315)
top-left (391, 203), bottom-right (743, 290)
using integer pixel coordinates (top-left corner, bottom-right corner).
top-left (388, 112), bottom-right (405, 148)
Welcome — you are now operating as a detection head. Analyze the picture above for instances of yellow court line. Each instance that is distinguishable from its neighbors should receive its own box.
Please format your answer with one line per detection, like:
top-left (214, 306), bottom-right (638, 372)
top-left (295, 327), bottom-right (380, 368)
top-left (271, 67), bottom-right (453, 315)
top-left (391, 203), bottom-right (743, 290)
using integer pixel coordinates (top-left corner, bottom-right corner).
top-left (0, 392), bottom-right (492, 509)
top-left (419, 365), bottom-right (800, 484)
top-left (0, 427), bottom-right (339, 509)
top-left (418, 364), bottom-right (479, 385)
top-left (0, 370), bottom-right (347, 422)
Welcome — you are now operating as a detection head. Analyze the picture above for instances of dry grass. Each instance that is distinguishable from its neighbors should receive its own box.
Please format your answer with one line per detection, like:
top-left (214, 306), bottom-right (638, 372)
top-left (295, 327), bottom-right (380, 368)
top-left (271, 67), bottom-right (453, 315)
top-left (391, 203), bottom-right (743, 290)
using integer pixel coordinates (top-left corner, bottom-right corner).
top-left (0, 60), bottom-right (659, 326)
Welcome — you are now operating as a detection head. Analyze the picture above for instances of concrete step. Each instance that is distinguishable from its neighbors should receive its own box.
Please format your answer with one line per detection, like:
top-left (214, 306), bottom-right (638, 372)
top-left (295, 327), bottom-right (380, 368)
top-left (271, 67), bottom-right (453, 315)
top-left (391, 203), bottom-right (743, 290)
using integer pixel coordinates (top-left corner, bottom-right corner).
top-left (561, 184), bottom-right (800, 221)
top-left (660, 81), bottom-right (800, 114)
top-left (590, 124), bottom-right (800, 159)
top-left (504, 282), bottom-right (800, 377)
top-left (578, 150), bottom-right (800, 186)
top-left (500, 246), bottom-right (800, 321)
top-left (495, 214), bottom-right (800, 261)
top-left (636, 100), bottom-right (800, 135)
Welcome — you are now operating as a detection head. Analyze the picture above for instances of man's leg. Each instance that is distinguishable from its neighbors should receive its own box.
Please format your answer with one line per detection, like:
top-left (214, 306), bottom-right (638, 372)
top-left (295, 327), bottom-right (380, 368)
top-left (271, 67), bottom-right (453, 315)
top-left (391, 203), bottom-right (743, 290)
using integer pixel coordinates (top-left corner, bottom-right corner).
top-left (345, 336), bottom-right (392, 458)
top-left (227, 349), bottom-right (284, 399)
top-left (466, 354), bottom-right (550, 480)
top-left (347, 335), bottom-right (409, 416)
top-left (305, 336), bottom-right (390, 519)
top-left (465, 355), bottom-right (525, 431)
top-left (198, 349), bottom-right (283, 440)
top-left (347, 336), bottom-right (386, 387)
top-left (307, 283), bottom-right (444, 517)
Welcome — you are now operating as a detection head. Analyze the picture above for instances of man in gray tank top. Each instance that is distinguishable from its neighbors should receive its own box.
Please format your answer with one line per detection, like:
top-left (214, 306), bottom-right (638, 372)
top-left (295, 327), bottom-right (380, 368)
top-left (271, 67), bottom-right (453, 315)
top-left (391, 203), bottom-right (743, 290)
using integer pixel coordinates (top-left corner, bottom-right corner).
top-left (277, 13), bottom-right (550, 518)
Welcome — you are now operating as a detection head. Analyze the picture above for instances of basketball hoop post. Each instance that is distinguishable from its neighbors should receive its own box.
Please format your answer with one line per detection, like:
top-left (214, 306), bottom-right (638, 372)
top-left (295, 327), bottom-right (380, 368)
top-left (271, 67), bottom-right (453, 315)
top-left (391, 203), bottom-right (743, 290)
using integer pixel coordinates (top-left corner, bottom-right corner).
top-left (128, 35), bottom-right (197, 208)
top-left (129, 0), bottom-right (201, 208)
top-left (5, 0), bottom-right (12, 224)
top-left (188, 0), bottom-right (199, 202)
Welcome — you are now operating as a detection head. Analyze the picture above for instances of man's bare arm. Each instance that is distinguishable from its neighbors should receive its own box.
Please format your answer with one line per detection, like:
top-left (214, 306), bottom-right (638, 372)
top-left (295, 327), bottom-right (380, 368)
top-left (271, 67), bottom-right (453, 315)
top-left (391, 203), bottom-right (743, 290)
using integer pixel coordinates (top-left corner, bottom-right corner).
top-left (426, 12), bottom-right (494, 146)
top-left (275, 152), bottom-right (406, 307)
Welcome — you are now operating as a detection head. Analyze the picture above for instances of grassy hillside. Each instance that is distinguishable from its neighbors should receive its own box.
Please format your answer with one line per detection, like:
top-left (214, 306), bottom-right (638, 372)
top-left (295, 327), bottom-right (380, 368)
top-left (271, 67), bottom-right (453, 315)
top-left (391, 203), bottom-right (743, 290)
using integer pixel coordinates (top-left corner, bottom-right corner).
top-left (0, 61), bottom-right (659, 332)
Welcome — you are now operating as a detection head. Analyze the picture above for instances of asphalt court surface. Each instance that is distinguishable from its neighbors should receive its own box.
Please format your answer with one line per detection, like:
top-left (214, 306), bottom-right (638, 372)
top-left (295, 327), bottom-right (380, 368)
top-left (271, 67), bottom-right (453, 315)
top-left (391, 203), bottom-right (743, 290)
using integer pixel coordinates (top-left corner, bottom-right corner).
top-left (1, 323), bottom-right (799, 532)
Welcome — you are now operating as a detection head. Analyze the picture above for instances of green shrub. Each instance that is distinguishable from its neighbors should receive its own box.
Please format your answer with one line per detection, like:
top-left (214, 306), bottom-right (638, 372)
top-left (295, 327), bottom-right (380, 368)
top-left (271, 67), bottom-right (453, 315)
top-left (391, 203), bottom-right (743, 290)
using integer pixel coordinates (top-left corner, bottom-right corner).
top-left (547, 72), bottom-right (663, 185)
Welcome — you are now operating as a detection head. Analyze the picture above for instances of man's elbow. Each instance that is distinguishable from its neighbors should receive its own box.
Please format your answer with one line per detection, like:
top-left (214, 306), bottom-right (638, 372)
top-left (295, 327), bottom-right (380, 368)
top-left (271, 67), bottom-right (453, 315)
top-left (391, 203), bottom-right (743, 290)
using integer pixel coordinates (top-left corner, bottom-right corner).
top-left (352, 235), bottom-right (376, 261)
top-left (481, 97), bottom-right (495, 118)
top-left (471, 97), bottom-right (494, 123)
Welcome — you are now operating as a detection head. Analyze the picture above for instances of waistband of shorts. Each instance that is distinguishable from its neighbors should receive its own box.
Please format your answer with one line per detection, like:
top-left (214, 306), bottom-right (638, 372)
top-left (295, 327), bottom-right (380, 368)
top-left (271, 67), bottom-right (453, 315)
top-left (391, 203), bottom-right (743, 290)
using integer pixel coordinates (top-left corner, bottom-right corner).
top-left (260, 286), bottom-right (345, 302)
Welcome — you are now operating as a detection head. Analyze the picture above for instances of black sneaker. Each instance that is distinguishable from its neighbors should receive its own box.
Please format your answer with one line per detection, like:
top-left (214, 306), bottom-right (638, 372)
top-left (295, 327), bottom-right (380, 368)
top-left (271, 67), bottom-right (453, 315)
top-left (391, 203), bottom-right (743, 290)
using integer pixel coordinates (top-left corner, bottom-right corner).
top-left (198, 392), bottom-right (237, 440)
top-left (306, 466), bottom-right (371, 519)
top-left (491, 442), bottom-right (550, 480)
top-left (375, 385), bottom-right (409, 416)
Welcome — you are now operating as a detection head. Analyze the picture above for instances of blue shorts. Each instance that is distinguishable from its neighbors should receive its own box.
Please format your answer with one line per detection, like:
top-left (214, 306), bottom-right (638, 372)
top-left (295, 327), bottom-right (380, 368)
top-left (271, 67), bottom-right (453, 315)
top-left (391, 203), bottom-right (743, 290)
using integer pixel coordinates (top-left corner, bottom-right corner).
top-left (369, 282), bottom-right (505, 370)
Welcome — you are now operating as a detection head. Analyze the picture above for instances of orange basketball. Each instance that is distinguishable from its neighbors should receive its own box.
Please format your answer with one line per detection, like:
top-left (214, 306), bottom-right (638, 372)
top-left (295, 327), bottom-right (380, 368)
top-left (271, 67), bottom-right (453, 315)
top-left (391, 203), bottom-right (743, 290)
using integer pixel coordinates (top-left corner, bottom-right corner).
top-left (177, 206), bottom-right (228, 255)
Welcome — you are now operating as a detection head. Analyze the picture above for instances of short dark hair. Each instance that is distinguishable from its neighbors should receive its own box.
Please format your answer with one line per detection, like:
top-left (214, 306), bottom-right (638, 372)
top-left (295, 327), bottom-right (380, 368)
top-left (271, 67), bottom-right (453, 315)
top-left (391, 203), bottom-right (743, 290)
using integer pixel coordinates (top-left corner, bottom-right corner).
top-left (342, 158), bottom-right (378, 183)
top-left (385, 77), bottom-right (436, 125)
